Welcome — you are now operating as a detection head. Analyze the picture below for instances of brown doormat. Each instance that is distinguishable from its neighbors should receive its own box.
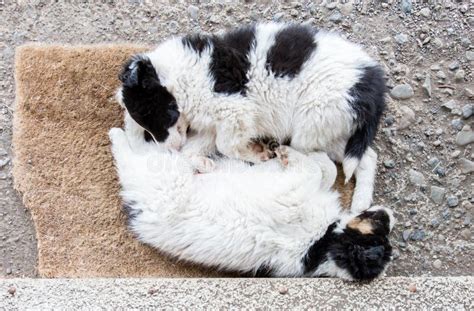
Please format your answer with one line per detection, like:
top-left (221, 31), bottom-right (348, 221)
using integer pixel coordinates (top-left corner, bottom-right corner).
top-left (13, 44), bottom-right (354, 277)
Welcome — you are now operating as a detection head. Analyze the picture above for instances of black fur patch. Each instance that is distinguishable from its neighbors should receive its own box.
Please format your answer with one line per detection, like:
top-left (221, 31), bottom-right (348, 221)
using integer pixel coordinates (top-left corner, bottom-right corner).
top-left (303, 222), bottom-right (337, 274)
top-left (144, 131), bottom-right (153, 142)
top-left (282, 136), bottom-right (292, 146)
top-left (345, 66), bottom-right (386, 159)
top-left (210, 25), bottom-right (255, 95)
top-left (119, 55), bottom-right (180, 142)
top-left (122, 201), bottom-right (142, 225)
top-left (266, 25), bottom-right (317, 78)
top-left (303, 210), bottom-right (392, 281)
top-left (254, 265), bottom-right (273, 277)
top-left (182, 34), bottom-right (212, 54)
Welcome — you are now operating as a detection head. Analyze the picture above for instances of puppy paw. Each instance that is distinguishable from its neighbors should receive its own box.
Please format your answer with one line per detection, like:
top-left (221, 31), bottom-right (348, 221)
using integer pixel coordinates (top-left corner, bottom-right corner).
top-left (190, 156), bottom-right (216, 174)
top-left (249, 141), bottom-right (276, 162)
top-left (275, 146), bottom-right (289, 167)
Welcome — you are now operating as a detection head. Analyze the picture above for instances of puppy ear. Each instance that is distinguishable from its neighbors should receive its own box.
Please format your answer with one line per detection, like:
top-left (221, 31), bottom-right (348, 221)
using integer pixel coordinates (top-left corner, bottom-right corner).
top-left (346, 244), bottom-right (387, 280)
top-left (119, 55), bottom-right (160, 90)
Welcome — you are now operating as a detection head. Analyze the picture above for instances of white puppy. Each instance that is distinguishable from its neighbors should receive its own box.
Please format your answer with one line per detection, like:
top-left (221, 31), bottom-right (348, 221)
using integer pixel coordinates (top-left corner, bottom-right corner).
top-left (109, 114), bottom-right (394, 280)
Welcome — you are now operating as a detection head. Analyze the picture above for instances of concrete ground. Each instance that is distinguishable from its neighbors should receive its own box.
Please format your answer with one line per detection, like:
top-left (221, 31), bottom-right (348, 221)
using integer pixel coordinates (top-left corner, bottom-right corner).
top-left (1, 277), bottom-right (473, 309)
top-left (0, 1), bottom-right (472, 279)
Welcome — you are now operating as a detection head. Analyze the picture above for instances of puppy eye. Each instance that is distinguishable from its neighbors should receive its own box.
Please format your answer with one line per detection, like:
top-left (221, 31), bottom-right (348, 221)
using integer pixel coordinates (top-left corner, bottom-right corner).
top-left (167, 109), bottom-right (179, 126)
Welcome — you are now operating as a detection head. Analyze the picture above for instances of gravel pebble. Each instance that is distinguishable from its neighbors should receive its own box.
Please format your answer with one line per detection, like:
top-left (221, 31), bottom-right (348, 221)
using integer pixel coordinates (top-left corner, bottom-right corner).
top-left (402, 230), bottom-right (411, 241)
top-left (451, 119), bottom-right (464, 131)
top-left (430, 186), bottom-right (446, 204)
top-left (454, 69), bottom-right (465, 82)
top-left (462, 104), bottom-right (472, 119)
top-left (384, 159), bottom-right (396, 169)
top-left (7, 286), bottom-right (15, 296)
top-left (326, 2), bottom-right (337, 10)
top-left (430, 218), bottom-right (440, 227)
top-left (460, 228), bottom-right (471, 240)
top-left (458, 158), bottom-right (474, 174)
top-left (461, 38), bottom-right (472, 47)
top-left (422, 74), bottom-right (432, 97)
top-left (409, 169), bottom-right (425, 186)
top-left (427, 157), bottom-right (440, 168)
top-left (401, 0), bottom-right (413, 14)
top-left (273, 13), bottom-right (285, 22)
top-left (384, 115), bottom-right (395, 126)
top-left (433, 259), bottom-right (442, 269)
top-left (419, 8), bottom-right (431, 18)
top-left (391, 84), bottom-right (414, 99)
top-left (448, 61), bottom-right (460, 71)
top-left (447, 195), bottom-right (459, 208)
top-left (456, 125), bottom-right (474, 146)
top-left (0, 158), bottom-right (10, 169)
top-left (442, 99), bottom-right (459, 112)
top-left (411, 230), bottom-right (425, 241)
top-left (466, 51), bottom-right (474, 61)
top-left (432, 37), bottom-right (443, 48)
top-left (168, 21), bottom-right (179, 34)
top-left (398, 106), bottom-right (415, 129)
top-left (328, 11), bottom-right (343, 23)
top-left (436, 70), bottom-right (446, 80)
top-left (187, 5), bottom-right (199, 20)
top-left (394, 33), bottom-right (409, 45)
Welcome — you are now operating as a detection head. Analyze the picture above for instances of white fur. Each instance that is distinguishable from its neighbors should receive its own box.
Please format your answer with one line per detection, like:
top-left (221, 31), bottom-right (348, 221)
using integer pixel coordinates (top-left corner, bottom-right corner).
top-left (110, 114), bottom-right (393, 278)
top-left (141, 22), bottom-right (380, 212)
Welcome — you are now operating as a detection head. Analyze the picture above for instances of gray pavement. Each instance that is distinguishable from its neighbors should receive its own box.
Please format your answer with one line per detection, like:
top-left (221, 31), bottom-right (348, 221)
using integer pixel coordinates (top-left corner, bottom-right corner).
top-left (1, 277), bottom-right (473, 309)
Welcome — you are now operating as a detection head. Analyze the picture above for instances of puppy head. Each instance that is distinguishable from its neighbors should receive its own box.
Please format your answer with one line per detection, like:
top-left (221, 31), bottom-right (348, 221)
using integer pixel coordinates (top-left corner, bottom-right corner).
top-left (330, 206), bottom-right (394, 280)
top-left (306, 206), bottom-right (394, 281)
top-left (118, 55), bottom-right (186, 150)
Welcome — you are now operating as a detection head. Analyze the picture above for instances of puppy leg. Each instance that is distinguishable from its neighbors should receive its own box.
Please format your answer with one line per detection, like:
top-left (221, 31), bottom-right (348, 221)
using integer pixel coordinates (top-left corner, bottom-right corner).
top-left (350, 147), bottom-right (377, 213)
top-left (109, 127), bottom-right (134, 166)
top-left (215, 117), bottom-right (274, 164)
top-left (308, 152), bottom-right (338, 191)
top-left (181, 131), bottom-right (217, 173)
top-left (275, 146), bottom-right (324, 181)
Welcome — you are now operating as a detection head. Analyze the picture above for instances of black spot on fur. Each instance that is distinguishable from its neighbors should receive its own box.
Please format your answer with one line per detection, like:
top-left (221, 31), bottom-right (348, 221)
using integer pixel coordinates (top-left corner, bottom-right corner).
top-left (182, 34), bottom-right (212, 54)
top-left (144, 131), bottom-right (153, 142)
top-left (266, 25), bottom-right (317, 78)
top-left (122, 201), bottom-right (142, 225)
top-left (303, 210), bottom-right (392, 281)
top-left (345, 66), bottom-right (386, 160)
top-left (255, 265), bottom-right (273, 277)
top-left (119, 55), bottom-right (179, 142)
top-left (210, 25), bottom-right (255, 95)
top-left (282, 136), bottom-right (292, 146)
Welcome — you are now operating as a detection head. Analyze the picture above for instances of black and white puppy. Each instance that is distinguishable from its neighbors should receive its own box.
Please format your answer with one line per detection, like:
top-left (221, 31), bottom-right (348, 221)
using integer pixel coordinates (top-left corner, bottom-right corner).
top-left (117, 22), bottom-right (386, 213)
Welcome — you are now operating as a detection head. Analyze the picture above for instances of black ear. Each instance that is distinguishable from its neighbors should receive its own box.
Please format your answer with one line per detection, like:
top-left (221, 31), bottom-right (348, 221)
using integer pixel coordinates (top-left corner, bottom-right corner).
top-left (344, 244), bottom-right (390, 280)
top-left (119, 55), bottom-right (160, 90)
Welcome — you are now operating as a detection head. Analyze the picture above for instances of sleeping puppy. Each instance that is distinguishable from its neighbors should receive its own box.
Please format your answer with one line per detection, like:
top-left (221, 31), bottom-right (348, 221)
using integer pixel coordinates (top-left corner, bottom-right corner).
top-left (117, 22), bottom-right (386, 213)
top-left (109, 113), bottom-right (394, 280)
